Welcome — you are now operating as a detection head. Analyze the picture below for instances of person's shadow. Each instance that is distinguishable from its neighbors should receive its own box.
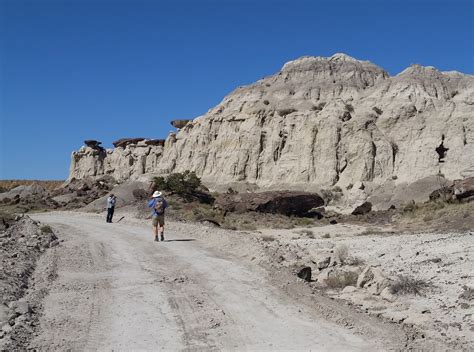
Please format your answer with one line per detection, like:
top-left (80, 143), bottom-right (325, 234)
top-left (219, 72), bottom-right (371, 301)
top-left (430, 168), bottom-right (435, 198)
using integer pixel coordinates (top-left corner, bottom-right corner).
top-left (163, 239), bottom-right (196, 242)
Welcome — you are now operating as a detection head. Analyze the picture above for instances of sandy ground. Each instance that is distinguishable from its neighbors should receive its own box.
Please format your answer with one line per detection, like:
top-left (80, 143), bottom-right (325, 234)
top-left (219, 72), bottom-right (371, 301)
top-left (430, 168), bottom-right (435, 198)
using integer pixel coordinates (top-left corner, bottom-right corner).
top-left (25, 211), bottom-right (410, 351)
top-left (259, 224), bottom-right (474, 350)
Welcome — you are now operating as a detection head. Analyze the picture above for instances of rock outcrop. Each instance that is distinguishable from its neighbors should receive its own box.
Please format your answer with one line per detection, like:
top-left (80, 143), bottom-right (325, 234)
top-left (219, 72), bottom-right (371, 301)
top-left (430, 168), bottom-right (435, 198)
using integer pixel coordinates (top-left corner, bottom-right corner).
top-left (215, 191), bottom-right (324, 216)
top-left (69, 53), bottom-right (474, 192)
top-left (171, 120), bottom-right (192, 129)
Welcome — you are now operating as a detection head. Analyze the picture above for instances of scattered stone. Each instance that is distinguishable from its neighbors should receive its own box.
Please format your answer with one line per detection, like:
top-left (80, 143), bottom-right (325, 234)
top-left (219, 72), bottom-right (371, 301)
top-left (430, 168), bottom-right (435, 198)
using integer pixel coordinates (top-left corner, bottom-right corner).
top-left (380, 287), bottom-right (397, 302)
top-left (352, 202), bottom-right (372, 215)
top-left (317, 256), bottom-right (331, 270)
top-left (13, 301), bottom-right (31, 315)
top-left (342, 286), bottom-right (358, 294)
top-left (296, 266), bottom-right (312, 282)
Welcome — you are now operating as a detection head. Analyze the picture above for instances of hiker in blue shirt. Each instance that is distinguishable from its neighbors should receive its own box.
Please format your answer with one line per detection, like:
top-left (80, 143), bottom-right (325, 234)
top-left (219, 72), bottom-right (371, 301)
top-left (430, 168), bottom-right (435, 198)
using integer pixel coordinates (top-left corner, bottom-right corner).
top-left (148, 191), bottom-right (168, 242)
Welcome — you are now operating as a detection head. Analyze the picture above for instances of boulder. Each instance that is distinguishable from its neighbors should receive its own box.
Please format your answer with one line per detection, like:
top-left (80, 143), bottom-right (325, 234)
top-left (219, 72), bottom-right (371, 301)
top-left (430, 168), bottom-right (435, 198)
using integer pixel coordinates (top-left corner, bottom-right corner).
top-left (13, 301), bottom-right (31, 315)
top-left (317, 256), bottom-right (331, 270)
top-left (357, 266), bottom-right (391, 295)
top-left (296, 266), bottom-right (312, 282)
top-left (171, 120), bottom-right (192, 129)
top-left (215, 191), bottom-right (324, 216)
top-left (144, 139), bottom-right (166, 147)
top-left (112, 138), bottom-right (145, 148)
top-left (352, 201), bottom-right (372, 215)
top-left (453, 177), bottom-right (474, 200)
top-left (380, 287), bottom-right (397, 302)
top-left (84, 140), bottom-right (103, 149)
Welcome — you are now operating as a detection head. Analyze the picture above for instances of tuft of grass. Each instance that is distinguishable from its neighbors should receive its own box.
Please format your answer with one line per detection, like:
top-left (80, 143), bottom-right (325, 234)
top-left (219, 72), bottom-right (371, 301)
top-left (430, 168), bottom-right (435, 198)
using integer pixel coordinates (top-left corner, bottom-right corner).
top-left (297, 229), bottom-right (315, 239)
top-left (40, 224), bottom-right (53, 234)
top-left (326, 271), bottom-right (358, 288)
top-left (334, 244), bottom-right (349, 264)
top-left (261, 235), bottom-right (275, 242)
top-left (390, 275), bottom-right (430, 295)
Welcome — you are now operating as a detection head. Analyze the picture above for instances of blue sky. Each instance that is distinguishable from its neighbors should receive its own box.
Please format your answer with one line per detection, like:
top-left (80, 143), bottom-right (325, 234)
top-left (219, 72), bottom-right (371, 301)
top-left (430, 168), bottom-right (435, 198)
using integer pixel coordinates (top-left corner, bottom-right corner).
top-left (1, 0), bottom-right (473, 180)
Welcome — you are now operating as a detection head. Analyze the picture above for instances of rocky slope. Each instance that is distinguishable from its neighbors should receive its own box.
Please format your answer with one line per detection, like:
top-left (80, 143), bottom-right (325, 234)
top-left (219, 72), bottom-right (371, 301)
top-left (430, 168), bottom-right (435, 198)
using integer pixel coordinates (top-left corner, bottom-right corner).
top-left (69, 53), bottom-right (474, 193)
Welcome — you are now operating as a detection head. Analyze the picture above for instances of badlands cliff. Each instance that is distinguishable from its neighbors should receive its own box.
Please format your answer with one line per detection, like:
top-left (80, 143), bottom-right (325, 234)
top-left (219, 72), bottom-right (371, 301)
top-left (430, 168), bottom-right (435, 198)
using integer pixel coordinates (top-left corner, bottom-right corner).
top-left (70, 53), bottom-right (474, 192)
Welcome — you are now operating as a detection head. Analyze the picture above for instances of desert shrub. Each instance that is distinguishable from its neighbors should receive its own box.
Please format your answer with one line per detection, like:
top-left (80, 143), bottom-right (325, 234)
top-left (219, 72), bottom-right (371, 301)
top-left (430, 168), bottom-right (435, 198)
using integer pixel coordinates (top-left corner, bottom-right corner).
top-left (261, 235), bottom-right (275, 242)
top-left (332, 186), bottom-right (343, 193)
top-left (263, 99), bottom-right (270, 105)
top-left (322, 233), bottom-right (331, 239)
top-left (390, 275), bottom-right (430, 295)
top-left (436, 172), bottom-right (451, 203)
top-left (152, 176), bottom-right (167, 191)
top-left (277, 108), bottom-right (297, 117)
top-left (294, 217), bottom-right (314, 227)
top-left (152, 171), bottom-right (201, 197)
top-left (334, 244), bottom-right (349, 264)
top-left (372, 106), bottom-right (383, 115)
top-left (326, 271), bottom-right (358, 288)
top-left (450, 90), bottom-right (458, 98)
top-left (346, 183), bottom-right (353, 190)
top-left (344, 103), bottom-right (354, 112)
top-left (40, 224), bottom-right (53, 234)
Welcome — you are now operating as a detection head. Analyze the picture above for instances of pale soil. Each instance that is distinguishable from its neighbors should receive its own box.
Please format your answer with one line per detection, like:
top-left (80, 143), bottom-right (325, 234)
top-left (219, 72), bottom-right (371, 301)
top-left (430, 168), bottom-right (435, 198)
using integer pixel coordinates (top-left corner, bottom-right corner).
top-left (259, 224), bottom-right (474, 350)
top-left (26, 211), bottom-right (412, 351)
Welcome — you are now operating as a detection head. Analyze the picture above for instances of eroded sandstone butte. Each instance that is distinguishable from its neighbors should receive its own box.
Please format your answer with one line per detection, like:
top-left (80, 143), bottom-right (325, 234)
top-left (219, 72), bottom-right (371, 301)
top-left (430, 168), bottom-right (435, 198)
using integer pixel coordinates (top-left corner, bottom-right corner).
top-left (69, 53), bottom-right (474, 191)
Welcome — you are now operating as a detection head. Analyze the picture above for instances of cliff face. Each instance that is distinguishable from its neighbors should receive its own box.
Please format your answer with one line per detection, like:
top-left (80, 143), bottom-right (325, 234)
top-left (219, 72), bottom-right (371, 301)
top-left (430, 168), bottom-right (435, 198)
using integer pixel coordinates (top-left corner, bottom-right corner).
top-left (69, 53), bottom-right (474, 190)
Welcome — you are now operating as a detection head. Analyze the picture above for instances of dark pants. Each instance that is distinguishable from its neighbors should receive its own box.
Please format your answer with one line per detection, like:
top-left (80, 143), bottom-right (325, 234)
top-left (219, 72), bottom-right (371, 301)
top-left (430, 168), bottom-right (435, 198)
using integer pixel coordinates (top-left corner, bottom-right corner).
top-left (106, 207), bottom-right (115, 223)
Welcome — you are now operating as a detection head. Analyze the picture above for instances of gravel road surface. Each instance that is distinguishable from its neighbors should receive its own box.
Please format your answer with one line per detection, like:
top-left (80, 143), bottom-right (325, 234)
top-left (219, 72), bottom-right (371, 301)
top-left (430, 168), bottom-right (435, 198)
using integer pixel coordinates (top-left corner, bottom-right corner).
top-left (28, 212), bottom-right (398, 351)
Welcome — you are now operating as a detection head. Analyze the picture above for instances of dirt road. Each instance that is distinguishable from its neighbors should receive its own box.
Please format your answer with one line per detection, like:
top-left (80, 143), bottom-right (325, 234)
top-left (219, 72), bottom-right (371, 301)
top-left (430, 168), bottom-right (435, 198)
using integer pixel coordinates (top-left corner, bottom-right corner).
top-left (28, 212), bottom-right (400, 351)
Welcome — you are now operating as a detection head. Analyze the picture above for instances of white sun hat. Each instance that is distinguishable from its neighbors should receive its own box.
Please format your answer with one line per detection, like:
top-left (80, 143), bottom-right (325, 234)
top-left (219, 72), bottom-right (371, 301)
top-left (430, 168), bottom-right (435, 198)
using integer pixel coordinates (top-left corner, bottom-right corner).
top-left (152, 191), bottom-right (162, 198)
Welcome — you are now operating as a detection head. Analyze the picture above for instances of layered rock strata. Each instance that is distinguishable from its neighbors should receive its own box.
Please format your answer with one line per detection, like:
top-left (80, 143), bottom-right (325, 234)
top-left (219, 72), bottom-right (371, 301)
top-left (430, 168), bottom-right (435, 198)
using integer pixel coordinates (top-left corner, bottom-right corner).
top-left (69, 53), bottom-right (474, 190)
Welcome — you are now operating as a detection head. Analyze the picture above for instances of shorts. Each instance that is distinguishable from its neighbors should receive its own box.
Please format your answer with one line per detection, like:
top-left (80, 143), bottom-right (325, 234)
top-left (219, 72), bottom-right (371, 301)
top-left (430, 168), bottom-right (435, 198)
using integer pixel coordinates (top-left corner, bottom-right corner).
top-left (152, 214), bottom-right (165, 227)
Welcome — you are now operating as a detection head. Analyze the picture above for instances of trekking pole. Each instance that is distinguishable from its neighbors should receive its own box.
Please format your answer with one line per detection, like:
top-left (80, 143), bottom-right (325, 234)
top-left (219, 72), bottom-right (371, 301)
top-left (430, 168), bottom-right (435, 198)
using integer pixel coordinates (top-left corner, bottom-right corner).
top-left (115, 216), bottom-right (125, 223)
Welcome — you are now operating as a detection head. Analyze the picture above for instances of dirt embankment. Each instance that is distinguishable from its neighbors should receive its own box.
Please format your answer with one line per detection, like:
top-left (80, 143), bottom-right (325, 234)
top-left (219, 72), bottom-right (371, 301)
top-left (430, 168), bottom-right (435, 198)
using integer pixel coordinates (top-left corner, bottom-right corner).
top-left (0, 216), bottom-right (59, 350)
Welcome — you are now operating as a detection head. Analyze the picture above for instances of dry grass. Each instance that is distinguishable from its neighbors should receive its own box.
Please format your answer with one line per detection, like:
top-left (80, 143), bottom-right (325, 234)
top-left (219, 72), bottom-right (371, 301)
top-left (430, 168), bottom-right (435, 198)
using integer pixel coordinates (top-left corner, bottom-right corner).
top-left (397, 201), bottom-right (474, 233)
top-left (334, 244), bottom-right (349, 264)
top-left (326, 271), bottom-right (358, 288)
top-left (390, 275), bottom-right (430, 295)
top-left (297, 229), bottom-right (315, 239)
top-left (0, 180), bottom-right (64, 192)
top-left (261, 235), bottom-right (275, 242)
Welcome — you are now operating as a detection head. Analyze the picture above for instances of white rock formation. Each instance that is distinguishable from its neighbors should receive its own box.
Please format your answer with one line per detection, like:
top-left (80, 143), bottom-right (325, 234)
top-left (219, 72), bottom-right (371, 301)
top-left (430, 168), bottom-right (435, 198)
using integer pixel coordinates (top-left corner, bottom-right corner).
top-left (69, 53), bottom-right (474, 193)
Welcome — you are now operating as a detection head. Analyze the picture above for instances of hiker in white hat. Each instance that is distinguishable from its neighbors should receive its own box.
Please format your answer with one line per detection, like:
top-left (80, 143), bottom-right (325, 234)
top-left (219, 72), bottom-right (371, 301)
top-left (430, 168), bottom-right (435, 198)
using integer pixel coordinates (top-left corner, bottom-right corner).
top-left (148, 191), bottom-right (168, 241)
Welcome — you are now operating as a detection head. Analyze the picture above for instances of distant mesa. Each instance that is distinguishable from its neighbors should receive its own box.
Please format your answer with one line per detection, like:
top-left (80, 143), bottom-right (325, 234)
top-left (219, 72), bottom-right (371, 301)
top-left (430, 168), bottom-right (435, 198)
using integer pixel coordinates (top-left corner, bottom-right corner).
top-left (144, 139), bottom-right (166, 147)
top-left (171, 120), bottom-right (192, 129)
top-left (113, 138), bottom-right (145, 148)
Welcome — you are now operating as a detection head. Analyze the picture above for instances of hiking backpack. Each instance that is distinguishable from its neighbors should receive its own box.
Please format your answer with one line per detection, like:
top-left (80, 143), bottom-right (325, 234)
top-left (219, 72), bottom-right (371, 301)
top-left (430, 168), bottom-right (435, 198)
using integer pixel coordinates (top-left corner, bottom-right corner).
top-left (154, 198), bottom-right (165, 215)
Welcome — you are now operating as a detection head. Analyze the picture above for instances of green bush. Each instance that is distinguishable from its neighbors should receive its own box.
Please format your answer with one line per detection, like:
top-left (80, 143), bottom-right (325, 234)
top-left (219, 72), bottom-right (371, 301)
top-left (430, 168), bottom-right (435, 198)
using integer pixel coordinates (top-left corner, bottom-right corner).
top-left (152, 171), bottom-right (201, 196)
